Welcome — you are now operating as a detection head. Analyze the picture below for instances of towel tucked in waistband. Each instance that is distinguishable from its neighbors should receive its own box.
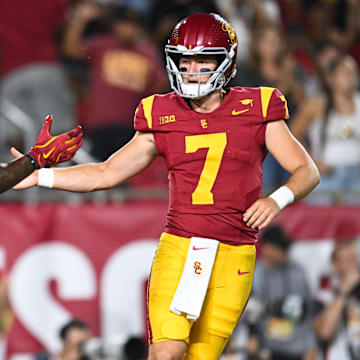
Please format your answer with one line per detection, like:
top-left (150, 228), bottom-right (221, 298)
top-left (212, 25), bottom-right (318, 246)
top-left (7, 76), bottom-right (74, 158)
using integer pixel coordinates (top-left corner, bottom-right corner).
top-left (170, 237), bottom-right (219, 320)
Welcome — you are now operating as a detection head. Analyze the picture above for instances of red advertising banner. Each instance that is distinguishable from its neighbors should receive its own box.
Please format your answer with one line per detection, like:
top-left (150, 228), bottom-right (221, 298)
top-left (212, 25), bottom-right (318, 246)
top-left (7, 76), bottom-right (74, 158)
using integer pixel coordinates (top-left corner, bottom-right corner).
top-left (0, 201), bottom-right (359, 359)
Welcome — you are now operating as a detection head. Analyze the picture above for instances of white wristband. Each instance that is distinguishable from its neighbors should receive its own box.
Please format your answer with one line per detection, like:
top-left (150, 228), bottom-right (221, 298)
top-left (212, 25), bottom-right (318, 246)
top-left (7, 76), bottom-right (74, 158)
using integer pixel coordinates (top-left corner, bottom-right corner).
top-left (269, 186), bottom-right (294, 210)
top-left (37, 168), bottom-right (54, 188)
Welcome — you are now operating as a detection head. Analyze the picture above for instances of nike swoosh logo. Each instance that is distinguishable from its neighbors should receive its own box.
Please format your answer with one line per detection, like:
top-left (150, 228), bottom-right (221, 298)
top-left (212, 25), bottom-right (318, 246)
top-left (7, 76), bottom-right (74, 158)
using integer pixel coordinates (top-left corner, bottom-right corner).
top-left (193, 246), bottom-right (210, 251)
top-left (43, 147), bottom-right (55, 159)
top-left (237, 269), bottom-right (250, 276)
top-left (232, 108), bottom-right (249, 116)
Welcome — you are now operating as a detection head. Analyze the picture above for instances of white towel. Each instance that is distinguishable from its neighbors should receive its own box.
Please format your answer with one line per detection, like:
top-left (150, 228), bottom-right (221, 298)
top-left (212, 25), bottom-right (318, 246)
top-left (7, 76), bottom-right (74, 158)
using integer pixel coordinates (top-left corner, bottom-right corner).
top-left (170, 237), bottom-right (219, 320)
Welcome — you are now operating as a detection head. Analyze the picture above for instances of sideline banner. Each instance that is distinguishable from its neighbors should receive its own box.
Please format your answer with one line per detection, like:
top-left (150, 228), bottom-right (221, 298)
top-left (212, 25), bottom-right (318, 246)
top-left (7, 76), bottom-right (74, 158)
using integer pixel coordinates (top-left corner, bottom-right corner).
top-left (0, 201), bottom-right (359, 358)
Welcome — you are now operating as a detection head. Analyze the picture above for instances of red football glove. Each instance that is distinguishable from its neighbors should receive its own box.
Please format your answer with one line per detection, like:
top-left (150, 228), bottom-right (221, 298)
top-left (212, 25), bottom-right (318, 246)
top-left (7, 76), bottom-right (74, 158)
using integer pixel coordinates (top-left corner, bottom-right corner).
top-left (28, 115), bottom-right (83, 168)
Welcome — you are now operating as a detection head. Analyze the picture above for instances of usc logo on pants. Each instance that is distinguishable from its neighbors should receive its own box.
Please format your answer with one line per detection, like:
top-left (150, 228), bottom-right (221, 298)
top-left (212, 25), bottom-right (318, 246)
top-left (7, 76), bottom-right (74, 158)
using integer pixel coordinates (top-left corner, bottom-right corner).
top-left (193, 261), bottom-right (202, 274)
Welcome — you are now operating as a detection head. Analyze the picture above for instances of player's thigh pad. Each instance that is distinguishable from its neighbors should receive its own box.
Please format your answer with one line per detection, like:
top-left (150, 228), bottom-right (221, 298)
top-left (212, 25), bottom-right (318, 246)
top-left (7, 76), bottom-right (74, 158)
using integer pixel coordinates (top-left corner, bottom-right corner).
top-left (147, 232), bottom-right (193, 344)
top-left (186, 243), bottom-right (256, 360)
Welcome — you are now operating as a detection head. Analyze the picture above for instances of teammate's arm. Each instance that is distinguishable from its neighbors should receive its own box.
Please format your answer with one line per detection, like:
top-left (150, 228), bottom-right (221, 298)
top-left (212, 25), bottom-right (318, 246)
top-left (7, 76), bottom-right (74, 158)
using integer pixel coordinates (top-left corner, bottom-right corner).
top-left (0, 156), bottom-right (36, 194)
top-left (243, 120), bottom-right (320, 229)
top-left (14, 131), bottom-right (157, 192)
top-left (2, 115), bottom-right (82, 194)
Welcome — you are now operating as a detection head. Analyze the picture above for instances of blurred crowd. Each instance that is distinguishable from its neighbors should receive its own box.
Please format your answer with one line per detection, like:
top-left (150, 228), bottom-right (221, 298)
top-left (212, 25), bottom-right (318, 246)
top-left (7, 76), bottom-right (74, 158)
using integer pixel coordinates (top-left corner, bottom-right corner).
top-left (0, 0), bottom-right (359, 202)
top-left (222, 225), bottom-right (360, 360)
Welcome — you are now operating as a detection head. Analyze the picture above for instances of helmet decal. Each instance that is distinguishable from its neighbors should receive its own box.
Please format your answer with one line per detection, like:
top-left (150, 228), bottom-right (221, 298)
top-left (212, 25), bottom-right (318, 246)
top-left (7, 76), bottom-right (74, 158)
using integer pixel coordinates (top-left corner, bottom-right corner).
top-left (222, 23), bottom-right (237, 45)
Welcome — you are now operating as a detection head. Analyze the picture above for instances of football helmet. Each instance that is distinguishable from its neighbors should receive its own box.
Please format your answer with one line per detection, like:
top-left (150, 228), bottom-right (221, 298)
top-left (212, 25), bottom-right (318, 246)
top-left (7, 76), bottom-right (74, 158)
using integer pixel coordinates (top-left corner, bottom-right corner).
top-left (165, 13), bottom-right (238, 98)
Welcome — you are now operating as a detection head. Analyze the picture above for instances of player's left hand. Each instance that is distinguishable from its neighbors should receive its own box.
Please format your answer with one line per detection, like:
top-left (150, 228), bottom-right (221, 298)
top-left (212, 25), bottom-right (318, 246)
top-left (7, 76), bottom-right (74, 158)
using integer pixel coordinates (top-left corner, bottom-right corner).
top-left (28, 115), bottom-right (83, 168)
top-left (243, 197), bottom-right (281, 229)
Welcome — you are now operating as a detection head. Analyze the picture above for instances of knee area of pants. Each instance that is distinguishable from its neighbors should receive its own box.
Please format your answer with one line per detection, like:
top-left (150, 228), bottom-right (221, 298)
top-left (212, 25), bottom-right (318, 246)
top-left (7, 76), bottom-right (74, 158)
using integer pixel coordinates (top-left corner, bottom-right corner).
top-left (160, 318), bottom-right (189, 341)
top-left (149, 350), bottom-right (181, 360)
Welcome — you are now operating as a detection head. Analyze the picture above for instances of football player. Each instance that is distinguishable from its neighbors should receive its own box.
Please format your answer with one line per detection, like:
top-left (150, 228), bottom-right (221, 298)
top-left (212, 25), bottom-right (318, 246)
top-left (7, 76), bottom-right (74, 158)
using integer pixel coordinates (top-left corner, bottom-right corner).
top-left (13, 13), bottom-right (319, 360)
top-left (1, 115), bottom-right (82, 194)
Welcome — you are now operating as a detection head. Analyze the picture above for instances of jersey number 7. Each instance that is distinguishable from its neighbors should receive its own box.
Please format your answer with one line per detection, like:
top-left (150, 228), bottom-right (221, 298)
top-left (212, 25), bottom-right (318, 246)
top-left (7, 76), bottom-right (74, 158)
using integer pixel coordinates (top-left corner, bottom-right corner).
top-left (185, 133), bottom-right (227, 205)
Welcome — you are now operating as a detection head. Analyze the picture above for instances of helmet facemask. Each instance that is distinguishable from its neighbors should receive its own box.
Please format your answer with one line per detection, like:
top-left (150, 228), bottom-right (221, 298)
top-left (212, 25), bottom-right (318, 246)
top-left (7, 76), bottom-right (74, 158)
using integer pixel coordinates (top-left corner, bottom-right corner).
top-left (165, 44), bottom-right (237, 99)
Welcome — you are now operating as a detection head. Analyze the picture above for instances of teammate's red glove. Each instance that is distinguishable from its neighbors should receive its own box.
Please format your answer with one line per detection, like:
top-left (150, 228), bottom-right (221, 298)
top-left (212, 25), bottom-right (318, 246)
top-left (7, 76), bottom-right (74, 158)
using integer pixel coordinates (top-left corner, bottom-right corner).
top-left (28, 115), bottom-right (83, 168)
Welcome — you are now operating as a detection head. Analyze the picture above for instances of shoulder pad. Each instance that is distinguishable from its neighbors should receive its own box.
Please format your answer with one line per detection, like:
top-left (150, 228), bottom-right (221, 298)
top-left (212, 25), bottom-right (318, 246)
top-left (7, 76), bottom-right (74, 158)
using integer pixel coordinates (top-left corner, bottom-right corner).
top-left (134, 95), bottom-right (156, 131)
top-left (260, 87), bottom-right (290, 122)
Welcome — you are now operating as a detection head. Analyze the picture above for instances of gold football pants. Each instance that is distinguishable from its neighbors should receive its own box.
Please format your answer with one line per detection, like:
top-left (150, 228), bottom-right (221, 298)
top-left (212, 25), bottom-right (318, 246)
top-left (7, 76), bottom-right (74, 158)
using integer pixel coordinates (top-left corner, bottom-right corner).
top-left (147, 232), bottom-right (256, 360)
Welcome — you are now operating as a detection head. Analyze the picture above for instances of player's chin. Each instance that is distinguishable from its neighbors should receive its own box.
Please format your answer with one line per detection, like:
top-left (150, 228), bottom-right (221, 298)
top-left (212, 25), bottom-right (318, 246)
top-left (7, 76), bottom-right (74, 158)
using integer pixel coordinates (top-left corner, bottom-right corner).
top-left (193, 89), bottom-right (216, 100)
top-left (193, 94), bottom-right (208, 100)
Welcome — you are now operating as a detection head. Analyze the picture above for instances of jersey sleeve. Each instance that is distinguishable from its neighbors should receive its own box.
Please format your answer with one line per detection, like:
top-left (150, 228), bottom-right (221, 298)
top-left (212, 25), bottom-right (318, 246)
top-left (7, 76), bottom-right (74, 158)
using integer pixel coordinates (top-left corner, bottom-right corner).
top-left (260, 87), bottom-right (290, 122)
top-left (133, 95), bottom-right (156, 132)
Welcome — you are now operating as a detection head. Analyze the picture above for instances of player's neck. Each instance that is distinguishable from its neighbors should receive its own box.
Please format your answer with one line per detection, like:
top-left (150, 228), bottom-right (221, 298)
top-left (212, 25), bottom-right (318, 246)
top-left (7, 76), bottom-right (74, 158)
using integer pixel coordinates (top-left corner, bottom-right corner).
top-left (189, 89), bottom-right (225, 113)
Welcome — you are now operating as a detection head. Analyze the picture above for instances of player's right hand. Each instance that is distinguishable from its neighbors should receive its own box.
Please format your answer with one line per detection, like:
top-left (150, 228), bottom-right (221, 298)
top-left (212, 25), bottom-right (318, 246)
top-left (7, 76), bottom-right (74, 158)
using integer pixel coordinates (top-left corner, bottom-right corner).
top-left (28, 115), bottom-right (83, 168)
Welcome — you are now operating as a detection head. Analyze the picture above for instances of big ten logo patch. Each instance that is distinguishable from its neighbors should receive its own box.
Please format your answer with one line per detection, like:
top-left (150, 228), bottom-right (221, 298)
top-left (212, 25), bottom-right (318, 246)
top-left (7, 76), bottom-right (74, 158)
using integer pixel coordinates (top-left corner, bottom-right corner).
top-left (159, 115), bottom-right (176, 125)
top-left (194, 261), bottom-right (202, 274)
top-left (222, 23), bottom-right (237, 45)
top-left (102, 50), bottom-right (151, 92)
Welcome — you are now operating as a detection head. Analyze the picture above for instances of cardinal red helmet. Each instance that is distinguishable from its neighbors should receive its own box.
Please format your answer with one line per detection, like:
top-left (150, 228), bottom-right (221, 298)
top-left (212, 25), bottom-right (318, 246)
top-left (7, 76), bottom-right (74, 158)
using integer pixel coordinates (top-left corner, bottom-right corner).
top-left (165, 13), bottom-right (238, 98)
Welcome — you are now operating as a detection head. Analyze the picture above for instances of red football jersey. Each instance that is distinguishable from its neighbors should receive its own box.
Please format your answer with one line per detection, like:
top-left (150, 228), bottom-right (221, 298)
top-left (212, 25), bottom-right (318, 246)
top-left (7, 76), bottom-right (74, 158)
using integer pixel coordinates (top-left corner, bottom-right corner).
top-left (134, 87), bottom-right (289, 245)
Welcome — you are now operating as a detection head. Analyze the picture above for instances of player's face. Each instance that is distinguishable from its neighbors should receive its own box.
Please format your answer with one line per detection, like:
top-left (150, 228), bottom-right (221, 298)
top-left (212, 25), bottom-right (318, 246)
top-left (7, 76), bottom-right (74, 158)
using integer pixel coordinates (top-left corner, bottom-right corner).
top-left (179, 56), bottom-right (218, 84)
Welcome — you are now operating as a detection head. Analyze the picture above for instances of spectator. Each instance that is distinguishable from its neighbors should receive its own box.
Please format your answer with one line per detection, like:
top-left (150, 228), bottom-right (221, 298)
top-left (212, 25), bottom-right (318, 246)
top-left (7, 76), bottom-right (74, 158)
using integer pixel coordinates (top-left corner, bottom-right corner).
top-left (233, 22), bottom-right (306, 123)
top-left (0, 0), bottom-right (76, 158)
top-left (232, 23), bottom-right (307, 190)
top-left (325, 0), bottom-right (360, 56)
top-left (314, 239), bottom-right (360, 360)
top-left (58, 320), bottom-right (90, 360)
top-left (300, 0), bottom-right (338, 48)
top-left (290, 54), bottom-right (360, 203)
top-left (291, 0), bottom-right (359, 84)
top-left (244, 225), bottom-right (316, 360)
top-left (34, 319), bottom-right (90, 360)
top-left (304, 41), bottom-right (342, 98)
top-left (63, 1), bottom-right (167, 161)
top-left (216, 0), bottom-right (281, 63)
